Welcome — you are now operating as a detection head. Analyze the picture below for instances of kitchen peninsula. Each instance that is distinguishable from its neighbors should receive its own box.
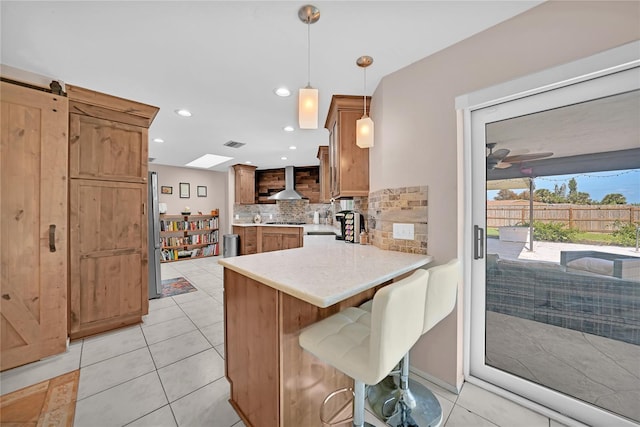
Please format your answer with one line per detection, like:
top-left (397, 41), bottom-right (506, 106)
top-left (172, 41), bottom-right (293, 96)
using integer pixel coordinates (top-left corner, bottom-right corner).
top-left (218, 239), bottom-right (432, 426)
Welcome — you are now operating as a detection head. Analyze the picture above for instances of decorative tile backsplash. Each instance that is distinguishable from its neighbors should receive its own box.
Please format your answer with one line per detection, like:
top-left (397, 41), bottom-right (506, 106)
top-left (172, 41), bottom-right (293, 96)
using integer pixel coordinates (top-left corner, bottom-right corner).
top-left (233, 200), bottom-right (332, 224)
top-left (367, 186), bottom-right (428, 255)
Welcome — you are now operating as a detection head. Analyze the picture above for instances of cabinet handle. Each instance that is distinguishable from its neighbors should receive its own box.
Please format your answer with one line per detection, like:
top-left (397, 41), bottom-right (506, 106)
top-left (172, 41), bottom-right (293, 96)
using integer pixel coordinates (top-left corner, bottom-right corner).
top-left (49, 224), bottom-right (56, 252)
top-left (142, 203), bottom-right (146, 215)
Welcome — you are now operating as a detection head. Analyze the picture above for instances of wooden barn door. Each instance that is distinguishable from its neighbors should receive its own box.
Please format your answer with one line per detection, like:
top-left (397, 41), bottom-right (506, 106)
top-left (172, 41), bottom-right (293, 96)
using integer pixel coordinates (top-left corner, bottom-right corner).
top-left (0, 81), bottom-right (69, 371)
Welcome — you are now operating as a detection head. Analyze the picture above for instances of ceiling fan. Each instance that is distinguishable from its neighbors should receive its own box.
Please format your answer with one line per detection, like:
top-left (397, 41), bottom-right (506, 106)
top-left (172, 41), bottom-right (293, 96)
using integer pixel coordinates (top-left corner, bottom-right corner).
top-left (486, 143), bottom-right (553, 170)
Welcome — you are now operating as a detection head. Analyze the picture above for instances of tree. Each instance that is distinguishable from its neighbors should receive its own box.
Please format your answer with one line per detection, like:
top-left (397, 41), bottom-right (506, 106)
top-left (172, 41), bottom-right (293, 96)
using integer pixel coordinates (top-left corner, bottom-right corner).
top-left (494, 189), bottom-right (518, 200)
top-left (601, 193), bottom-right (627, 205)
top-left (534, 188), bottom-right (554, 203)
top-left (568, 178), bottom-right (578, 196)
top-left (535, 188), bottom-right (565, 204)
top-left (573, 191), bottom-right (593, 205)
top-left (566, 178), bottom-right (592, 204)
top-left (553, 183), bottom-right (567, 202)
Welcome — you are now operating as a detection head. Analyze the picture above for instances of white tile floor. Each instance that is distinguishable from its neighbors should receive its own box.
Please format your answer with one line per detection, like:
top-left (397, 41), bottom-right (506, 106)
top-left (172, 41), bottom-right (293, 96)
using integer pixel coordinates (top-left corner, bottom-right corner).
top-left (0, 256), bottom-right (569, 427)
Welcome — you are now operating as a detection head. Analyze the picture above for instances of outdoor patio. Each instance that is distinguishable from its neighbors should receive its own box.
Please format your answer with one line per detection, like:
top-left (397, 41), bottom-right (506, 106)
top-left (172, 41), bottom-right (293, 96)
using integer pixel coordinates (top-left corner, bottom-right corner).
top-left (487, 237), bottom-right (640, 264)
top-left (484, 237), bottom-right (639, 423)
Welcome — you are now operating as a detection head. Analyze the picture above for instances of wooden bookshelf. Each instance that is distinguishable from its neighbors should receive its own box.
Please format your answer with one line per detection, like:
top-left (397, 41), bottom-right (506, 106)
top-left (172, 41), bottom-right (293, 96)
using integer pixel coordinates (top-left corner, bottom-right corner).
top-left (160, 211), bottom-right (220, 262)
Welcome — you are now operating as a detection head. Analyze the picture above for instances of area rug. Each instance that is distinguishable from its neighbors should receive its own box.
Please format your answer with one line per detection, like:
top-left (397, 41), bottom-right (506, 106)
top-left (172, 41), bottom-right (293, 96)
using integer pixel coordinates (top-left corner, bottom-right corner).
top-left (0, 369), bottom-right (80, 426)
top-left (161, 277), bottom-right (197, 297)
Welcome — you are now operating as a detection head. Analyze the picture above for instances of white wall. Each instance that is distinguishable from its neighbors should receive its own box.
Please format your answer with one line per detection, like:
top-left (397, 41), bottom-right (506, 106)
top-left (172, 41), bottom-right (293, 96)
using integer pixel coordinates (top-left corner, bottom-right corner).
top-left (370, 0), bottom-right (640, 388)
top-left (149, 164), bottom-right (229, 234)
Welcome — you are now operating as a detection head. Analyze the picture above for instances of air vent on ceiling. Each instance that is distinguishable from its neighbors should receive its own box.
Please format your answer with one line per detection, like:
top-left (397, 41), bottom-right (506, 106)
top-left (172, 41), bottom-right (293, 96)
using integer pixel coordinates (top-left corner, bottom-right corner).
top-left (148, 157), bottom-right (156, 162)
top-left (224, 140), bottom-right (245, 149)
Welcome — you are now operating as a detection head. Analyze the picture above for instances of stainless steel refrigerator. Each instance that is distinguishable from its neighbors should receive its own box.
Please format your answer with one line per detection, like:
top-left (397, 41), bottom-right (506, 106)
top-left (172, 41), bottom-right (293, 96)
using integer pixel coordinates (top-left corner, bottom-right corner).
top-left (148, 171), bottom-right (162, 299)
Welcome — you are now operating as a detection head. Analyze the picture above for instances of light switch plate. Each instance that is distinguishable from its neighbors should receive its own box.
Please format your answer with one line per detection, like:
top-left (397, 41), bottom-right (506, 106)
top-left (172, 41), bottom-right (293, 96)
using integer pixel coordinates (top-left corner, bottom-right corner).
top-left (393, 223), bottom-right (414, 240)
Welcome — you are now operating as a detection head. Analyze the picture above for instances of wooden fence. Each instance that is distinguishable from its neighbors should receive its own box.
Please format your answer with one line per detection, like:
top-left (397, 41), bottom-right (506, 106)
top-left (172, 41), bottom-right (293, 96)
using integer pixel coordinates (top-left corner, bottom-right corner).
top-left (486, 204), bottom-right (640, 232)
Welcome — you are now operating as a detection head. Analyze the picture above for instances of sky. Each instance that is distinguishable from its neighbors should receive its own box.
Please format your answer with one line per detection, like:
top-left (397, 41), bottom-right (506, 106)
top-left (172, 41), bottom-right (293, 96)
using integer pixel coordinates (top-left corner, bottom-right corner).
top-left (487, 169), bottom-right (640, 204)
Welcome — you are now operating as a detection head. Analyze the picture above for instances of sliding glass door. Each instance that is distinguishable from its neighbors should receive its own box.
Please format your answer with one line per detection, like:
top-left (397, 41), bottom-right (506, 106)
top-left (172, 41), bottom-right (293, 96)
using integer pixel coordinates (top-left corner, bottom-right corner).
top-left (468, 66), bottom-right (640, 426)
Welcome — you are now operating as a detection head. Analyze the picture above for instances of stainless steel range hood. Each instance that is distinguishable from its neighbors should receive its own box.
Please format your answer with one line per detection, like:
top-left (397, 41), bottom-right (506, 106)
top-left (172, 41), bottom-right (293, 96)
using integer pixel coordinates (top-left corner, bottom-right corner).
top-left (268, 166), bottom-right (306, 200)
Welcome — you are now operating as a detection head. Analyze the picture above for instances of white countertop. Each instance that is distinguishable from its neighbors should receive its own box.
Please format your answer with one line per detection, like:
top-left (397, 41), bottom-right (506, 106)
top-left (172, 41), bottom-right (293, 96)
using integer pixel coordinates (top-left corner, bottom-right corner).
top-left (218, 237), bottom-right (432, 308)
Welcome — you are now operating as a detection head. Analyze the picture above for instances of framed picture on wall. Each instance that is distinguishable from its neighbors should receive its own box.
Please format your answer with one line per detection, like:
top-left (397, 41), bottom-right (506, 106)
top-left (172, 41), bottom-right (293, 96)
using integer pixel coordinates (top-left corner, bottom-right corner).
top-left (161, 186), bottom-right (173, 194)
top-left (179, 182), bottom-right (190, 198)
top-left (197, 186), bottom-right (207, 197)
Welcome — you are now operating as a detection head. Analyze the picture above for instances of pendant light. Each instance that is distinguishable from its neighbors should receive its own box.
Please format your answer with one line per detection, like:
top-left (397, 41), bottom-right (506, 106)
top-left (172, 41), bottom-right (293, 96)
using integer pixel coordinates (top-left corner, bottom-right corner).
top-left (298, 5), bottom-right (320, 129)
top-left (356, 55), bottom-right (374, 148)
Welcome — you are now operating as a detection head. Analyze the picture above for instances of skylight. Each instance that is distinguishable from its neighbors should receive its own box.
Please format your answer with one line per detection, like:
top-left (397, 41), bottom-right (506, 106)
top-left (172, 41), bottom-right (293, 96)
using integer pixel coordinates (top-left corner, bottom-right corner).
top-left (185, 154), bottom-right (234, 168)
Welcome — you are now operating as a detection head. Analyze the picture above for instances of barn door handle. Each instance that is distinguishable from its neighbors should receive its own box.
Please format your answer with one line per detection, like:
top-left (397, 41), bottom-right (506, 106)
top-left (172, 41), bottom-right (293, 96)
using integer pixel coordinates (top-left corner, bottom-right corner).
top-left (474, 225), bottom-right (484, 260)
top-left (49, 224), bottom-right (56, 252)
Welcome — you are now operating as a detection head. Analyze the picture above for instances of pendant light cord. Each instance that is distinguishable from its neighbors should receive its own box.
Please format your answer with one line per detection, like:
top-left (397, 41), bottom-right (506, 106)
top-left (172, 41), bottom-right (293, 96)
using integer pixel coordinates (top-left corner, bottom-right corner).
top-left (363, 67), bottom-right (367, 116)
top-left (307, 20), bottom-right (311, 87)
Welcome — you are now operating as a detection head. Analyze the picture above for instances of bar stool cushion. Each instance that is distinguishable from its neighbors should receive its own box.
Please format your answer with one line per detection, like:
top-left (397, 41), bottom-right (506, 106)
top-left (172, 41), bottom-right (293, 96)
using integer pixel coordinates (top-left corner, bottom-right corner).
top-left (423, 259), bottom-right (459, 333)
top-left (299, 307), bottom-right (371, 383)
top-left (299, 269), bottom-right (430, 386)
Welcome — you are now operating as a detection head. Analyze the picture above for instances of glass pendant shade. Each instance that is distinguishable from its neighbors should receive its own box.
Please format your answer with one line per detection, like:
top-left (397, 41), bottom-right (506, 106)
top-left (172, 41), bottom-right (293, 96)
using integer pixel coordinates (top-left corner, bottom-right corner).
top-left (298, 87), bottom-right (318, 129)
top-left (356, 115), bottom-right (374, 148)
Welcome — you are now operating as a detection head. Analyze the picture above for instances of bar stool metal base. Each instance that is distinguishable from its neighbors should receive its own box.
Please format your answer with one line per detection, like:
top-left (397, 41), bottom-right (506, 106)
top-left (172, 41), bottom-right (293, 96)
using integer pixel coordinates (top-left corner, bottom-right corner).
top-left (368, 376), bottom-right (443, 427)
top-left (319, 387), bottom-right (376, 427)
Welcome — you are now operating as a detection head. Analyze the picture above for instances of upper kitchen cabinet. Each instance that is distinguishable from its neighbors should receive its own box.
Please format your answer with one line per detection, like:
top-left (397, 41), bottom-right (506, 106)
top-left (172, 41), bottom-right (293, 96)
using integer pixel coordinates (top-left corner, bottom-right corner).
top-left (67, 85), bottom-right (158, 183)
top-left (233, 164), bottom-right (257, 204)
top-left (317, 146), bottom-right (330, 203)
top-left (324, 95), bottom-right (370, 198)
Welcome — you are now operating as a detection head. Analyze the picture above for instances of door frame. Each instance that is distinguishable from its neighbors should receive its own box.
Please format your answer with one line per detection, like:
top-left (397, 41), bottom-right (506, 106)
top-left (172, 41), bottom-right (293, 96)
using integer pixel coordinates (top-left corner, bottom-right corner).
top-left (456, 40), bottom-right (640, 425)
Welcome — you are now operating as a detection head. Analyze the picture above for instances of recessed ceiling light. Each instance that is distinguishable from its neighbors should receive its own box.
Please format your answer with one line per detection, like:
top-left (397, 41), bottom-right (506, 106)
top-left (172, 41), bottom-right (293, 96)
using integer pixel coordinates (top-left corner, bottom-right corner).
top-left (281, 156), bottom-right (287, 160)
top-left (153, 138), bottom-right (164, 143)
top-left (283, 126), bottom-right (294, 132)
top-left (289, 146), bottom-right (297, 150)
top-left (175, 109), bottom-right (192, 117)
top-left (185, 154), bottom-right (233, 168)
top-left (245, 161), bottom-right (252, 164)
top-left (274, 87), bottom-right (291, 97)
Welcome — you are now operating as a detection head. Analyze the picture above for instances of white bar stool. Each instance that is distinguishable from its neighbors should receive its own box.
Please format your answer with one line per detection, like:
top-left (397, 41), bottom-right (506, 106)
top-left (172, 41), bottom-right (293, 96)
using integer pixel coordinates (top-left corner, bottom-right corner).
top-left (365, 259), bottom-right (459, 426)
top-left (299, 260), bottom-right (458, 427)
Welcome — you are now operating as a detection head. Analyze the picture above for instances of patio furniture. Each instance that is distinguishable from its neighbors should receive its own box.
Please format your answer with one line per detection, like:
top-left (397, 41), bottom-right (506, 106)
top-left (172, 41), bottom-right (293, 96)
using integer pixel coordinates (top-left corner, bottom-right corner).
top-left (486, 256), bottom-right (640, 345)
top-left (560, 250), bottom-right (640, 280)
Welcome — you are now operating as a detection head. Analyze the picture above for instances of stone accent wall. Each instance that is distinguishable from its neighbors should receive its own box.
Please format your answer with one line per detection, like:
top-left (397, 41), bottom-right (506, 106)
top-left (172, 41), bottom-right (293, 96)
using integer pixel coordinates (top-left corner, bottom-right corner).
top-left (233, 200), bottom-right (331, 224)
top-left (368, 186), bottom-right (428, 254)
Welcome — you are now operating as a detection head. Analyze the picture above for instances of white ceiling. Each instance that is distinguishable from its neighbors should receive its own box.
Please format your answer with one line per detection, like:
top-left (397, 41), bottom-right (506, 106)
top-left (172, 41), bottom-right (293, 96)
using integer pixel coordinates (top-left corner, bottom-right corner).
top-left (1, 1), bottom-right (542, 171)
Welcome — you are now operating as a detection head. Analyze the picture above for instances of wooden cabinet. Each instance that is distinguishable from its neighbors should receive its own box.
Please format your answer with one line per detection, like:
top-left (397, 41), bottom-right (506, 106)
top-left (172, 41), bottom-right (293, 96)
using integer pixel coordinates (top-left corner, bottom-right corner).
top-left (160, 213), bottom-right (220, 262)
top-left (67, 85), bottom-right (158, 339)
top-left (324, 95), bottom-right (370, 198)
top-left (233, 164), bottom-right (257, 204)
top-left (233, 226), bottom-right (257, 255)
top-left (317, 146), bottom-right (330, 203)
top-left (261, 227), bottom-right (304, 253)
top-left (69, 115), bottom-right (147, 182)
top-left (69, 180), bottom-right (147, 338)
top-left (1, 81), bottom-right (69, 371)
top-left (232, 226), bottom-right (303, 255)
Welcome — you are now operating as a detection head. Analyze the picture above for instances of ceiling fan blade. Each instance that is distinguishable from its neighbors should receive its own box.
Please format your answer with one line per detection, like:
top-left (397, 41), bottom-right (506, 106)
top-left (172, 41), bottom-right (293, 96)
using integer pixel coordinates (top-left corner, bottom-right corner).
top-left (487, 148), bottom-right (510, 162)
top-left (494, 162), bottom-right (512, 169)
top-left (502, 152), bottom-right (553, 163)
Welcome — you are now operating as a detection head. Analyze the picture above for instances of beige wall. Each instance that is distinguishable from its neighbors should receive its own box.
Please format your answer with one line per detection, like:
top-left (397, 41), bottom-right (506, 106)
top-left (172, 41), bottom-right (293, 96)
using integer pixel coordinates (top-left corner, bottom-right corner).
top-left (370, 1), bottom-right (640, 388)
top-left (149, 164), bottom-right (229, 233)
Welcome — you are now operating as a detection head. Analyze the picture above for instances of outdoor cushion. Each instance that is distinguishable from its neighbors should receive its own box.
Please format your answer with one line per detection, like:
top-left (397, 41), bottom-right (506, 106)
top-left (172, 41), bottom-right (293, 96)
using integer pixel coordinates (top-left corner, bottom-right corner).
top-left (566, 257), bottom-right (614, 276)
